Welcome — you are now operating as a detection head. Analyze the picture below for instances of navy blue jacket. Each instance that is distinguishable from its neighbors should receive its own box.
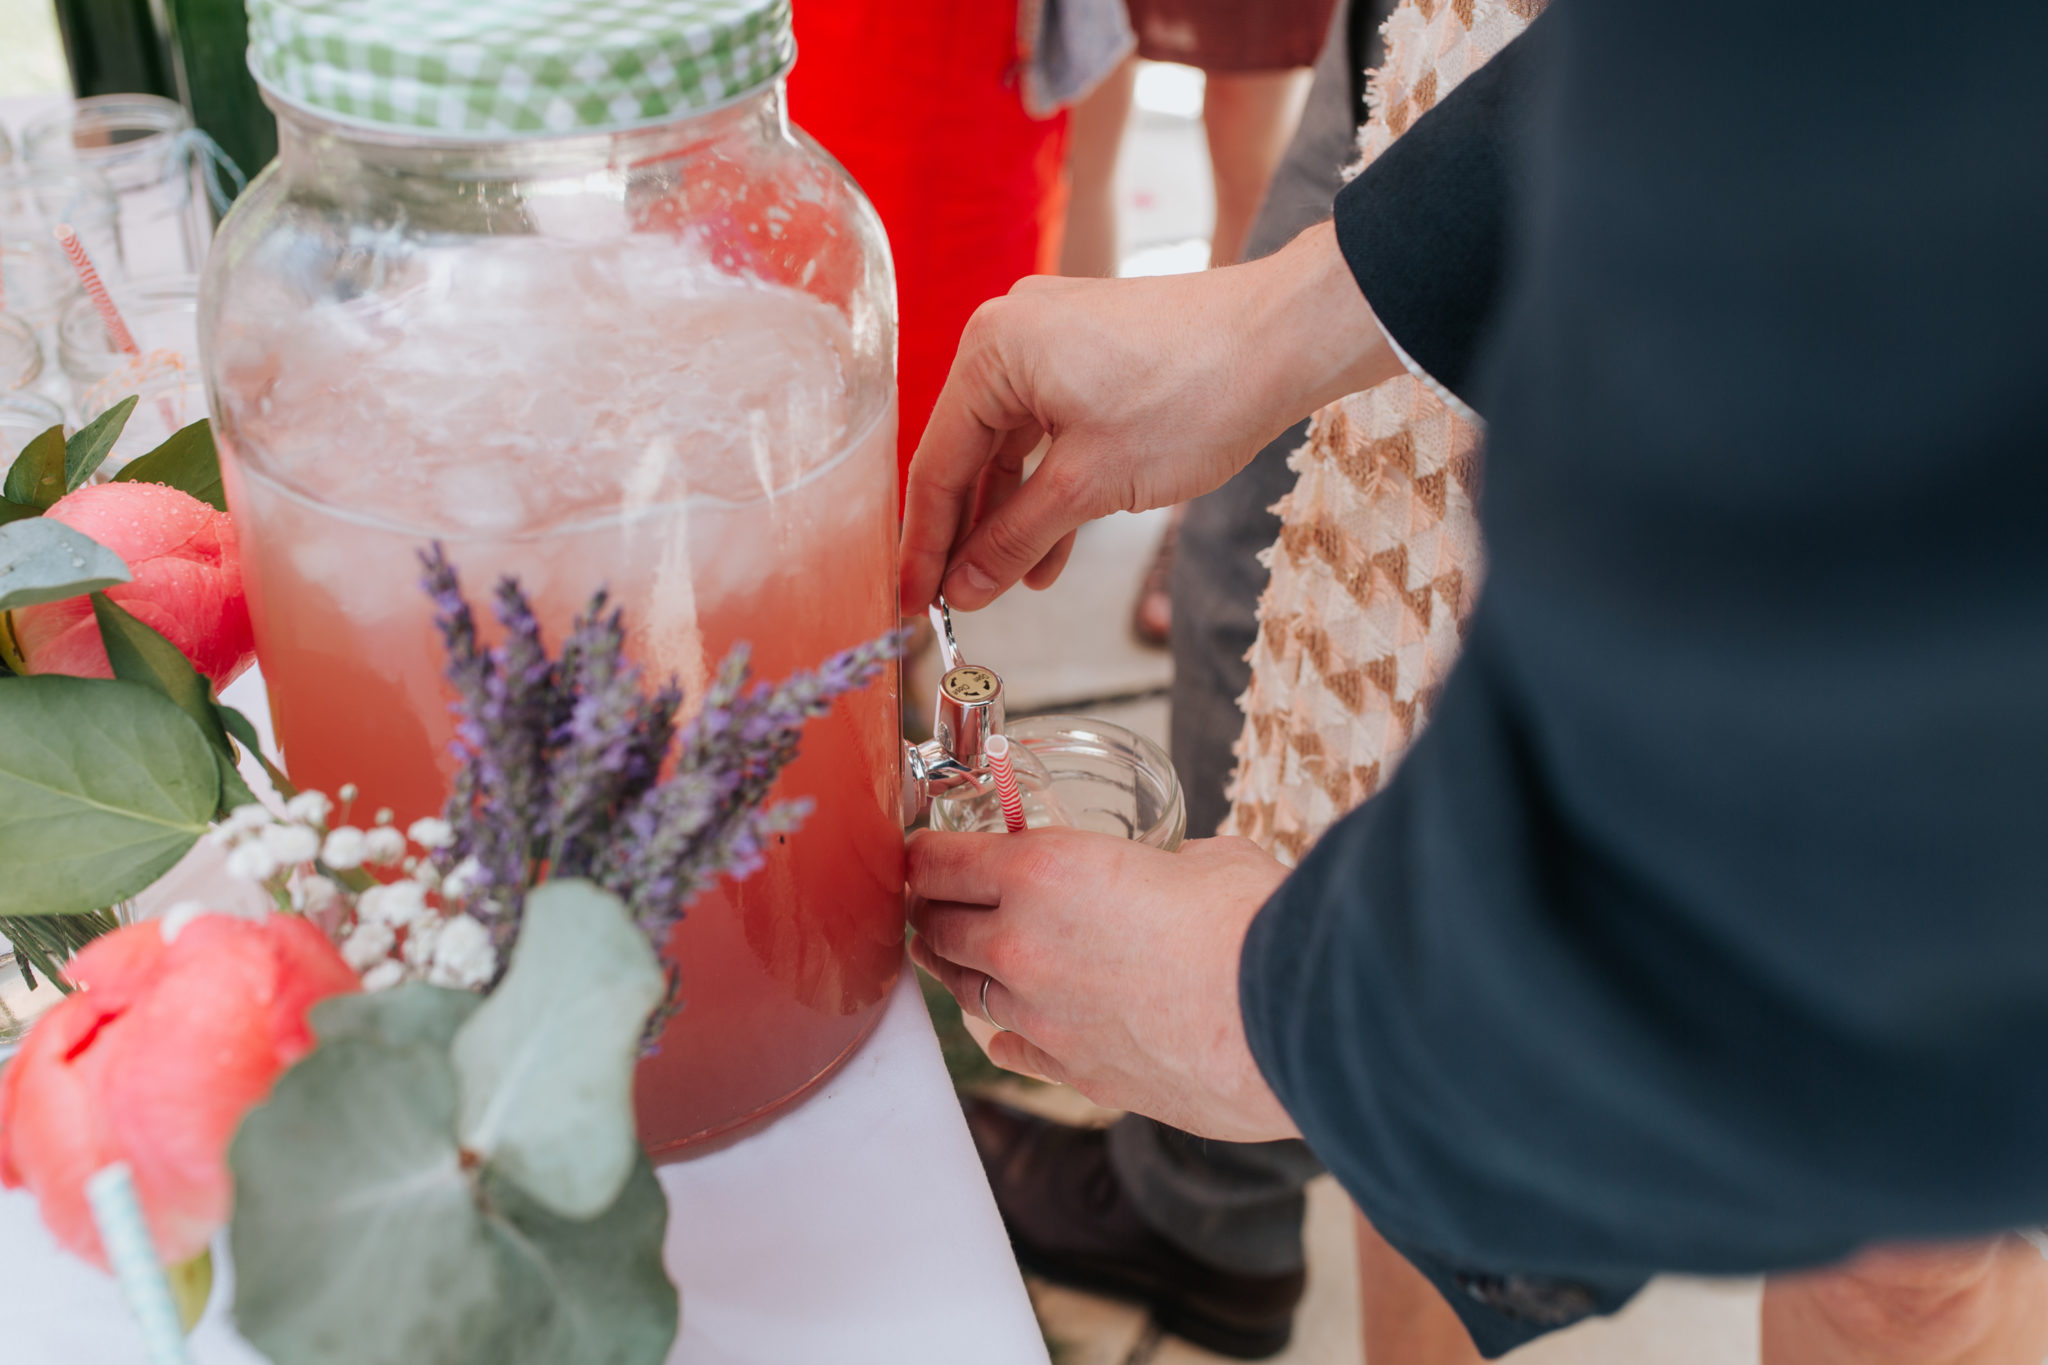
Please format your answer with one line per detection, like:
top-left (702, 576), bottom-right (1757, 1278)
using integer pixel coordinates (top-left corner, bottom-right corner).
top-left (1241, 0), bottom-right (2048, 1284)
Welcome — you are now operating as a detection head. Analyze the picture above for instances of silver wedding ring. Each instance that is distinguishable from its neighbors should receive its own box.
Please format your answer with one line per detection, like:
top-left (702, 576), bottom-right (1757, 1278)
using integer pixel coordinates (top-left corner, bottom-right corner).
top-left (979, 974), bottom-right (1007, 1033)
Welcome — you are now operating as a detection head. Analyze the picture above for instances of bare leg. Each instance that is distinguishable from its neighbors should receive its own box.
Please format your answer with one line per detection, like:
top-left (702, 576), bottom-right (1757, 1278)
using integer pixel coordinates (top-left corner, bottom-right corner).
top-left (1761, 1237), bottom-right (2048, 1365)
top-left (1357, 1210), bottom-right (1486, 1365)
top-left (1201, 68), bottom-right (1313, 268)
top-left (1060, 57), bottom-right (1138, 278)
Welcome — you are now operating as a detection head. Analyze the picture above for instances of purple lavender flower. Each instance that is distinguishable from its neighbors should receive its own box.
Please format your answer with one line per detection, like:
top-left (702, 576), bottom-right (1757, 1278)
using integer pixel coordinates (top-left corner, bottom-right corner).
top-left (419, 547), bottom-right (902, 1003)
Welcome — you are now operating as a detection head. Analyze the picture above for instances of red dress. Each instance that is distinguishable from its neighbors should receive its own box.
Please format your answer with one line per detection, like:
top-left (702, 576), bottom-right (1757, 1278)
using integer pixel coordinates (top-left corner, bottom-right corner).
top-left (788, 1), bottom-right (1071, 503)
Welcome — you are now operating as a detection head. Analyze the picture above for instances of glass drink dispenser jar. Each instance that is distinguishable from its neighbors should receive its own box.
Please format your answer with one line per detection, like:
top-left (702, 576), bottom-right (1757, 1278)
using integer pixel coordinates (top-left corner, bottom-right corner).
top-left (201, 0), bottom-right (902, 1153)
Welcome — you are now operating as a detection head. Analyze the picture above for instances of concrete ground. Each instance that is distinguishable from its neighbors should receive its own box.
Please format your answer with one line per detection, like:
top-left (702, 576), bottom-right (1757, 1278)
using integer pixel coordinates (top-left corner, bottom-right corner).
top-left (911, 62), bottom-right (1764, 1365)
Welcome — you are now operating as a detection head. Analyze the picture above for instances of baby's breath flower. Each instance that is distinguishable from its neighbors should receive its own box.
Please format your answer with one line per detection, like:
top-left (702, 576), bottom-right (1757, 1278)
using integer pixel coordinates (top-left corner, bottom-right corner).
top-left (402, 918), bottom-right (440, 971)
top-left (284, 791), bottom-right (334, 827)
top-left (406, 817), bottom-right (455, 850)
top-left (225, 841), bottom-right (281, 883)
top-left (358, 881), bottom-right (428, 928)
top-left (426, 914), bottom-right (496, 990)
top-left (439, 856), bottom-right (485, 902)
top-left (291, 872), bottom-right (341, 915)
top-left (259, 823), bottom-right (321, 865)
top-left (374, 808), bottom-right (394, 827)
top-left (362, 826), bottom-right (408, 866)
top-left (208, 803), bottom-right (274, 845)
top-left (321, 827), bottom-right (367, 870)
top-left (340, 919), bottom-right (396, 972)
top-left (409, 860), bottom-right (443, 892)
top-left (360, 960), bottom-right (405, 992)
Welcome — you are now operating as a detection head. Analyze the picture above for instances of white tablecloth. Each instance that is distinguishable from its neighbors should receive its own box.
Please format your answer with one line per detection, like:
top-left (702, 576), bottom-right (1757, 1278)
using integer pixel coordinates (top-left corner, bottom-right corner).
top-left (0, 968), bottom-right (1050, 1364)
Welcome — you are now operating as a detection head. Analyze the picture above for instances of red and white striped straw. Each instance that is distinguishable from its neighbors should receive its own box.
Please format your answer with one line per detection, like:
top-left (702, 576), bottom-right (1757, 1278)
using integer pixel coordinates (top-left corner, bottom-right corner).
top-left (985, 734), bottom-right (1028, 834)
top-left (54, 225), bottom-right (139, 357)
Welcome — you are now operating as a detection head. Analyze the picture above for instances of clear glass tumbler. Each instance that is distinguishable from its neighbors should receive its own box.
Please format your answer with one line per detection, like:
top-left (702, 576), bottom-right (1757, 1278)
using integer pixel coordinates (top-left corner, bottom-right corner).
top-left (79, 359), bottom-right (206, 476)
top-left (57, 274), bottom-right (199, 390)
top-left (22, 95), bottom-right (211, 277)
top-left (0, 392), bottom-right (65, 458)
top-left (0, 164), bottom-right (123, 275)
top-left (930, 715), bottom-right (1188, 851)
top-left (0, 313), bottom-right (42, 392)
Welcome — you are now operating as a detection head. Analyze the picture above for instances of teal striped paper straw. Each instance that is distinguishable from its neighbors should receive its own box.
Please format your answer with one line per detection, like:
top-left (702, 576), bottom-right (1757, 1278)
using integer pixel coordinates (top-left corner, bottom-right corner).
top-left (85, 1163), bottom-right (191, 1365)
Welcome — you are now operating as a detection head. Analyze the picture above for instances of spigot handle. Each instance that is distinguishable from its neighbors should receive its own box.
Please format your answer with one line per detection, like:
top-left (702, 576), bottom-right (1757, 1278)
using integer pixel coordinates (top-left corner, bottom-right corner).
top-left (928, 598), bottom-right (964, 673)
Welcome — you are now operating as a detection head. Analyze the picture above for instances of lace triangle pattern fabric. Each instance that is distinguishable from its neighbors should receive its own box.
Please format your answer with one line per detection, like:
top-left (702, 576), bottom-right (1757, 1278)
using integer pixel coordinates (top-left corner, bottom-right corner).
top-left (1221, 0), bottom-right (1540, 864)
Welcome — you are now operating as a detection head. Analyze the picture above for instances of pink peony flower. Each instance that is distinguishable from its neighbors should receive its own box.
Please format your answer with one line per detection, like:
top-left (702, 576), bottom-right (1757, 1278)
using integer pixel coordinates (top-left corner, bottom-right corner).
top-left (0, 914), bottom-right (358, 1268)
top-left (8, 482), bottom-right (255, 688)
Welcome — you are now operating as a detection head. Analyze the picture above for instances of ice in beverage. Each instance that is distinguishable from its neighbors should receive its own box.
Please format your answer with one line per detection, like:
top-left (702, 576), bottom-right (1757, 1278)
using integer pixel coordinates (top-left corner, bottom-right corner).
top-left (211, 235), bottom-right (903, 1151)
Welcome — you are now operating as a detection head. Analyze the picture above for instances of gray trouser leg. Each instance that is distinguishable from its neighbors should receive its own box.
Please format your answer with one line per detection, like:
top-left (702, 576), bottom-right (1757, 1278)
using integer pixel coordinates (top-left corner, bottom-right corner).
top-left (1113, 0), bottom-right (1384, 1277)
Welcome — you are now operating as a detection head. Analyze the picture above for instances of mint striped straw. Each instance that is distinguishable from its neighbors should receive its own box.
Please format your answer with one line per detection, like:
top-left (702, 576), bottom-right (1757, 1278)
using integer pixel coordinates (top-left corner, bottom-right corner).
top-left (85, 1163), bottom-right (191, 1365)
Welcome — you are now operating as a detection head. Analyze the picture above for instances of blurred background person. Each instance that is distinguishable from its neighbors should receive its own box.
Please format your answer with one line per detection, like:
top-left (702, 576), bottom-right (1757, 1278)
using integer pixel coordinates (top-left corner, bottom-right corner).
top-left (787, 1), bottom-right (1090, 504)
top-left (963, 3), bottom-right (1388, 1356)
top-left (1058, 0), bottom-right (1341, 646)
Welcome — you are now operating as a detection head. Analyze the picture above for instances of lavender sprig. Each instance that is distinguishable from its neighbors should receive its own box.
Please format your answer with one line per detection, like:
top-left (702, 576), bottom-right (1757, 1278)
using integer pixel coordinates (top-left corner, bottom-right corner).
top-left (419, 546), bottom-right (903, 1007)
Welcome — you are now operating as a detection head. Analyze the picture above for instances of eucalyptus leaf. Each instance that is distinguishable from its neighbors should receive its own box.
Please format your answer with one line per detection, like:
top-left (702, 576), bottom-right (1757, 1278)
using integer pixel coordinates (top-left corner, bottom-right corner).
top-left (0, 676), bottom-right (217, 916)
top-left (112, 419), bottom-right (227, 511)
top-left (230, 1037), bottom-right (531, 1365)
top-left (483, 1155), bottom-right (677, 1365)
top-left (312, 982), bottom-right (480, 1052)
top-left (0, 519), bottom-right (131, 613)
top-left (452, 879), bottom-right (665, 1219)
top-left (231, 1016), bottom-right (677, 1365)
top-left (63, 396), bottom-right (137, 492)
top-left (3, 426), bottom-right (68, 510)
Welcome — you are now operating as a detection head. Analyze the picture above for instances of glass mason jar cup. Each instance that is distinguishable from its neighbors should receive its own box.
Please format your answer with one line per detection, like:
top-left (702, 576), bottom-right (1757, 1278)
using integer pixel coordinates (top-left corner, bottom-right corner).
top-left (57, 274), bottom-right (200, 389)
top-left (202, 0), bottom-right (900, 1154)
top-left (0, 392), bottom-right (65, 459)
top-left (21, 95), bottom-right (212, 277)
top-left (929, 716), bottom-right (1188, 851)
top-left (0, 313), bottom-right (42, 393)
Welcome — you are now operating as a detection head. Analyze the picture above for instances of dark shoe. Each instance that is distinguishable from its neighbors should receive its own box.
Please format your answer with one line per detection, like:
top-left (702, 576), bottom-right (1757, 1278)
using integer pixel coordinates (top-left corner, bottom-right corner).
top-left (964, 1097), bottom-right (1305, 1360)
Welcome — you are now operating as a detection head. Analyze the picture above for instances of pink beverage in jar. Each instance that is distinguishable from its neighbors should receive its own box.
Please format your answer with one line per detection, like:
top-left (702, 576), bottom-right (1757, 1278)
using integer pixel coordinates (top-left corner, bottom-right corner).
top-left (211, 183), bottom-right (903, 1148)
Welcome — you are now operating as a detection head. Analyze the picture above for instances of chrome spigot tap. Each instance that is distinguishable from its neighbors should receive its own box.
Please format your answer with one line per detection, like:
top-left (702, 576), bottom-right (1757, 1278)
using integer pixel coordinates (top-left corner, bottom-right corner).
top-left (902, 598), bottom-right (1007, 824)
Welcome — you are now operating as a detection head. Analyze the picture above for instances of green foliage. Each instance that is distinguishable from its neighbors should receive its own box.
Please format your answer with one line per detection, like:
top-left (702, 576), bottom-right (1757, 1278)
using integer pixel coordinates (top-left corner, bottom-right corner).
top-left (0, 518), bottom-right (131, 613)
top-left (230, 902), bottom-right (678, 1365)
top-left (62, 397), bottom-right (138, 492)
top-left (0, 676), bottom-right (216, 916)
top-left (2, 426), bottom-right (67, 510)
top-left (216, 699), bottom-right (302, 805)
top-left (91, 594), bottom-right (255, 813)
top-left (231, 1035), bottom-right (525, 1365)
top-left (112, 419), bottom-right (227, 511)
top-left (0, 906), bottom-right (125, 992)
top-left (452, 880), bottom-right (666, 1219)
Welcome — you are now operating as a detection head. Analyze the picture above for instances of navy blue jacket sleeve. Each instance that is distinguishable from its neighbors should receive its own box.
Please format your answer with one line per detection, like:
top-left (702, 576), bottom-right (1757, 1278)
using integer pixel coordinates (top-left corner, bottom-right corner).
top-left (1330, 12), bottom-right (1542, 408)
top-left (1246, 0), bottom-right (2048, 1279)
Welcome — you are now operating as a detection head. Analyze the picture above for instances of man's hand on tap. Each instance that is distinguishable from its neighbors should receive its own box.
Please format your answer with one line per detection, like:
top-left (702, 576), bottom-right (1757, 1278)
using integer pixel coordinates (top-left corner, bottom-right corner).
top-left (908, 827), bottom-right (1301, 1144)
top-left (898, 222), bottom-right (1403, 615)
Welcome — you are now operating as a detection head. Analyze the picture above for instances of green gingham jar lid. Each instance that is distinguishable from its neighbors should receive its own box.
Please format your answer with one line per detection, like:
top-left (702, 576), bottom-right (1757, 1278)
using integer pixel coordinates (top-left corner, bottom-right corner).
top-left (248, 0), bottom-right (794, 137)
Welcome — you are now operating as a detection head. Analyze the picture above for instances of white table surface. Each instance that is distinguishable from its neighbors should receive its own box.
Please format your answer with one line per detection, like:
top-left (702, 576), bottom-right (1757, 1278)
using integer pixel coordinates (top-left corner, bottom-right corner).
top-left (0, 89), bottom-right (1054, 1349)
top-left (0, 968), bottom-right (1050, 1365)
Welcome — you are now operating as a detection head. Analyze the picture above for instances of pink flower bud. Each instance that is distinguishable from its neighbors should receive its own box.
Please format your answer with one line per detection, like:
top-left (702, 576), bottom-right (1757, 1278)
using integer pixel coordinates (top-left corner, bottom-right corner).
top-left (0, 915), bottom-right (359, 1269)
top-left (8, 482), bottom-right (256, 689)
